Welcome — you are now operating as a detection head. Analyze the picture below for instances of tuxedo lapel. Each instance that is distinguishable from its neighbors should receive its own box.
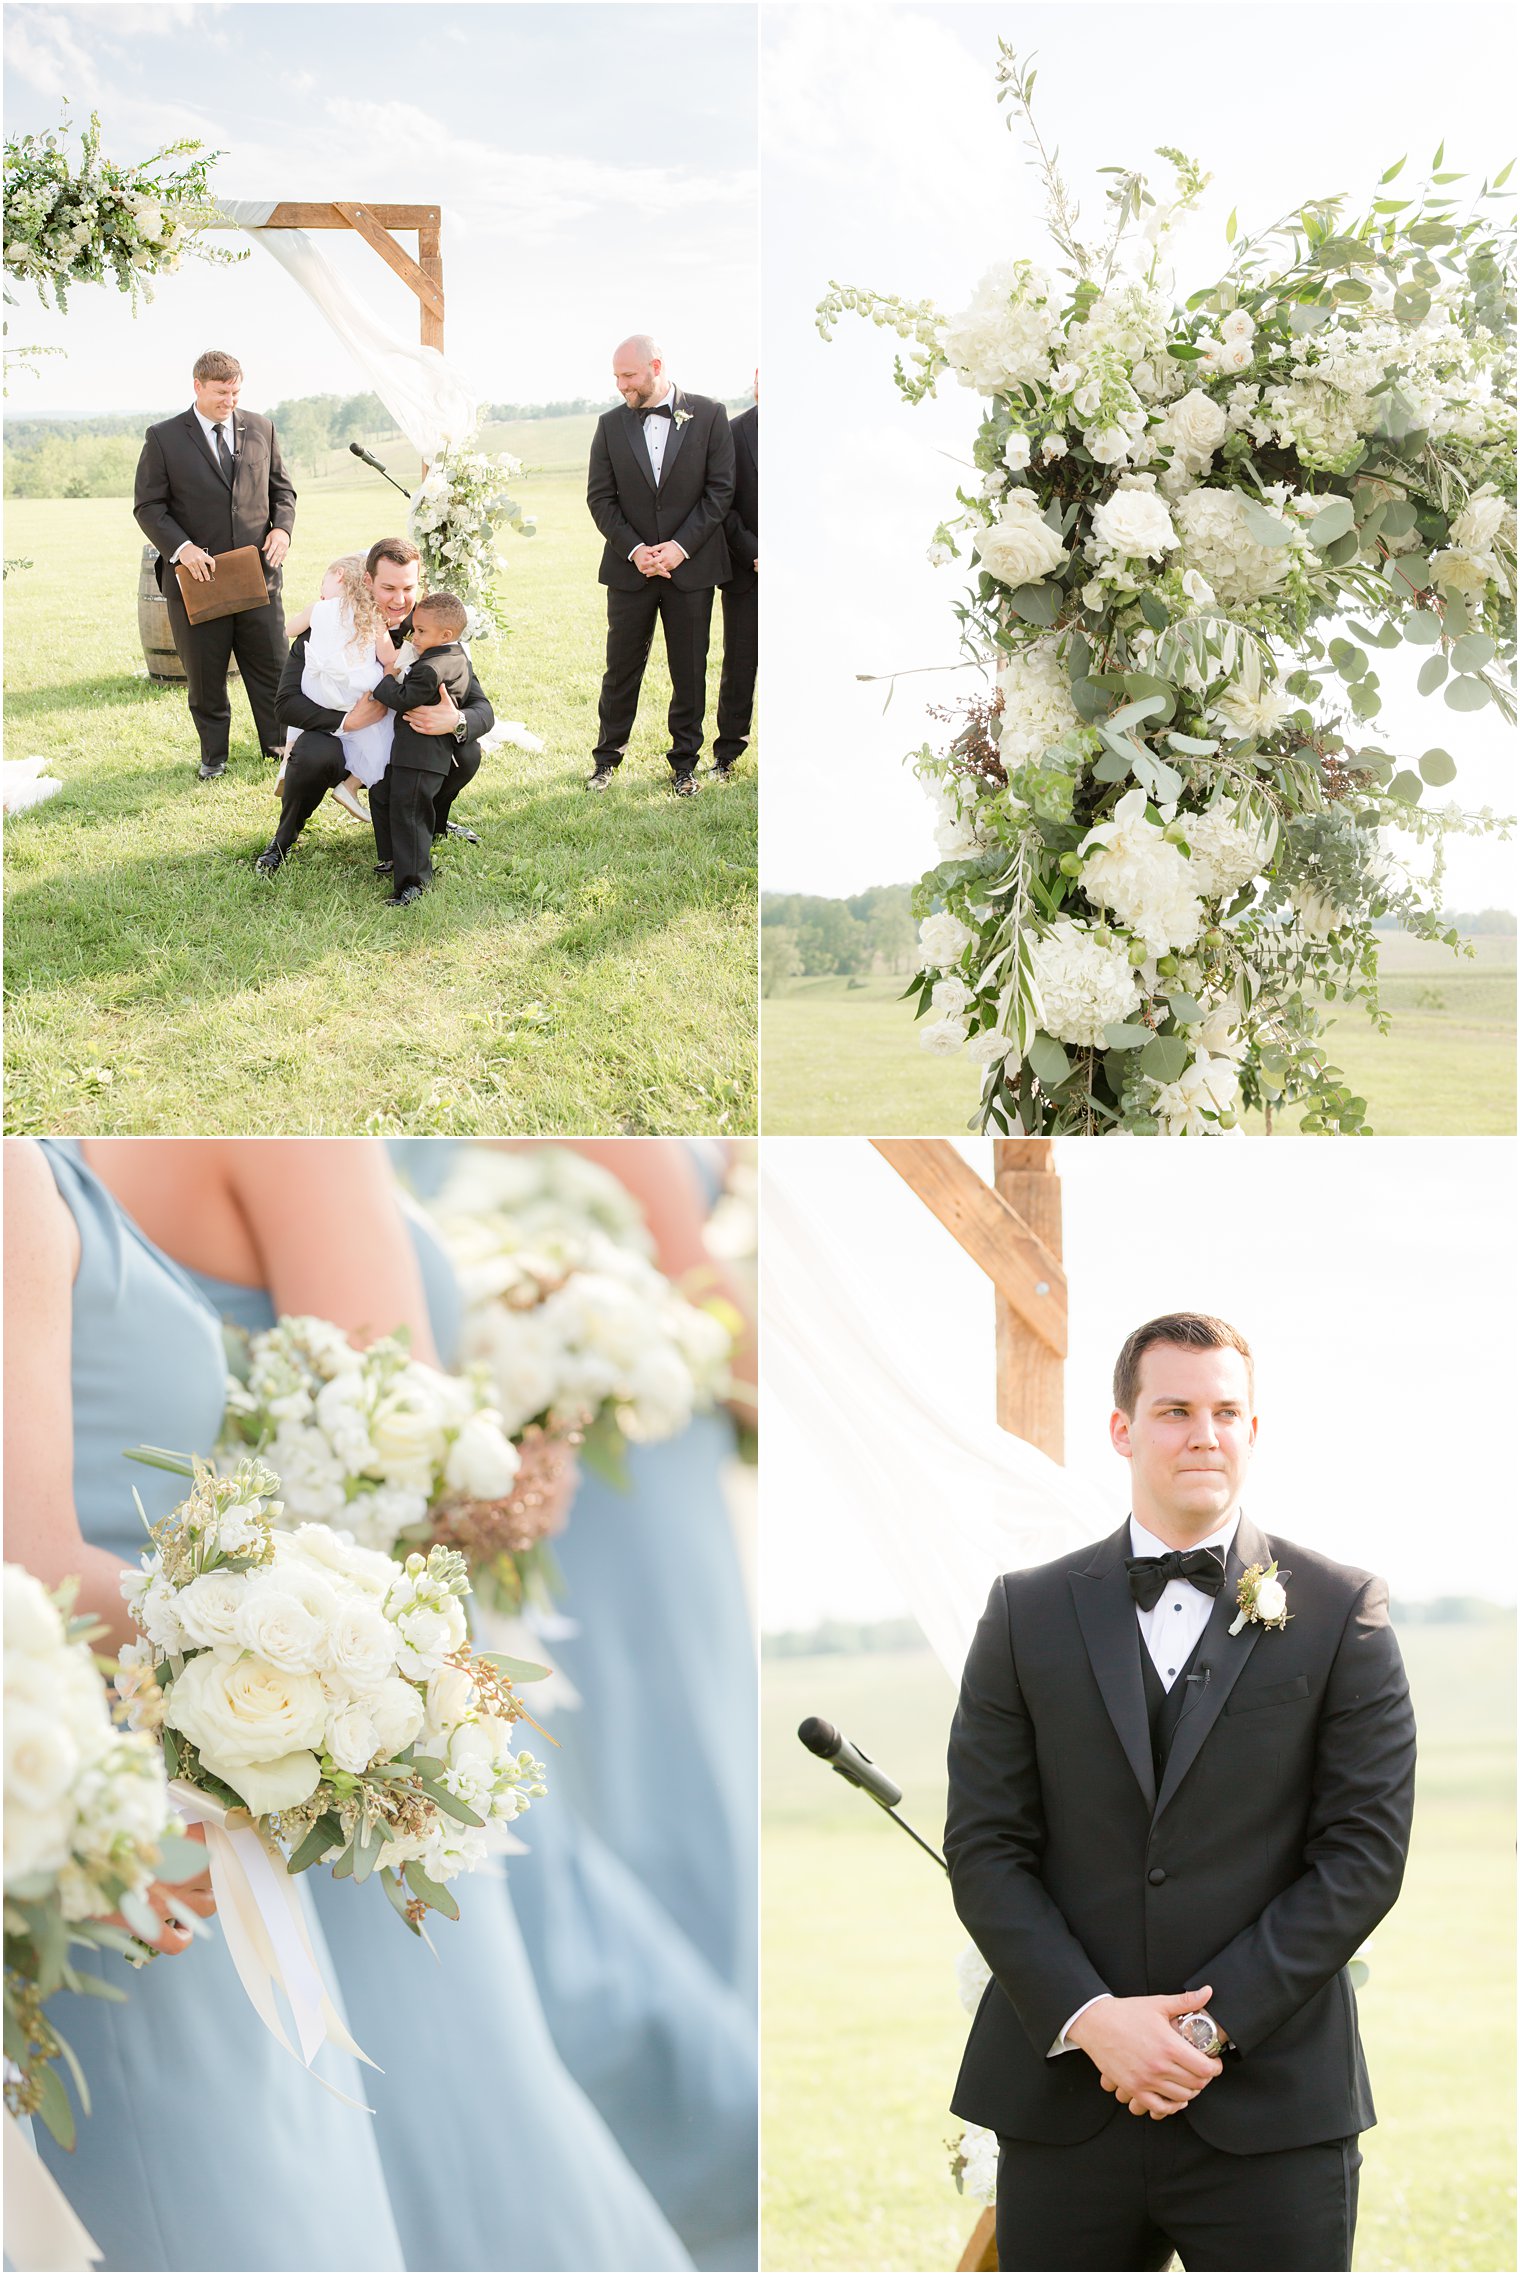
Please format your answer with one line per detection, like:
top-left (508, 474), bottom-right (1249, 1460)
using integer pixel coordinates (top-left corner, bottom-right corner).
top-left (1152, 1515), bottom-right (1269, 1824)
top-left (618, 404), bottom-right (659, 501)
top-left (660, 387), bottom-right (688, 480)
top-left (1070, 1523), bottom-right (1156, 1812)
top-left (183, 409), bottom-right (223, 482)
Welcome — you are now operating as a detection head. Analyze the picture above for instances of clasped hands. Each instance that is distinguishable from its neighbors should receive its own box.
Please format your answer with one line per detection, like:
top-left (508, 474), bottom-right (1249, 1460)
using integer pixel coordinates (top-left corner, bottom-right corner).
top-left (631, 542), bottom-right (686, 579)
top-left (1068, 1986), bottom-right (1223, 2121)
top-left (177, 528), bottom-right (289, 583)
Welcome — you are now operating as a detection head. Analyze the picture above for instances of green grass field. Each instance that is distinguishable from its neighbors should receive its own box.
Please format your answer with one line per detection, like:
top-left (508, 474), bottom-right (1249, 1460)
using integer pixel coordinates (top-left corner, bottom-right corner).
top-left (761, 933), bottom-right (1516, 1136)
top-left (762, 1625), bottom-right (1516, 2273)
top-left (3, 416), bottom-right (757, 1134)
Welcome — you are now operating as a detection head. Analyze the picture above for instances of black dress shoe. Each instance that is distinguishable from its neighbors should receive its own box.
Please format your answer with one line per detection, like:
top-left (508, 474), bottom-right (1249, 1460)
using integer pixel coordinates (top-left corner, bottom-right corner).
top-left (253, 845), bottom-right (284, 876)
top-left (584, 768), bottom-right (616, 791)
top-left (374, 859), bottom-right (394, 876)
top-left (672, 773), bottom-right (700, 797)
top-left (435, 821), bottom-right (480, 844)
top-left (386, 885), bottom-right (424, 907)
top-left (712, 760), bottom-right (735, 780)
top-left (198, 759), bottom-right (227, 781)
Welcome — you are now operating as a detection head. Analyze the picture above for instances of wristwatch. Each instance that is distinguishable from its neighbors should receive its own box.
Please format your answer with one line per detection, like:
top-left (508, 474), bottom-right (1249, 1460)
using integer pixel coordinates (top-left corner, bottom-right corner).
top-left (1173, 2010), bottom-right (1226, 2057)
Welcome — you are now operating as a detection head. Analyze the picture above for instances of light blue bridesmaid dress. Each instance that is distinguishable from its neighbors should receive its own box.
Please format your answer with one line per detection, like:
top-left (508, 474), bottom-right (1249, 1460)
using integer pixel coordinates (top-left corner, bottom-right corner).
top-left (187, 1228), bottom-right (693, 2275)
top-left (387, 1139), bottom-right (760, 2270)
top-left (29, 1142), bottom-right (405, 2275)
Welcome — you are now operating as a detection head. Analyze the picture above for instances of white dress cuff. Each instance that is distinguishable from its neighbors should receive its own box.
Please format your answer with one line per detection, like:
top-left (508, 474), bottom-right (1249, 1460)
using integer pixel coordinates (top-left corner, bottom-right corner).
top-left (1048, 1991), bottom-right (1112, 2058)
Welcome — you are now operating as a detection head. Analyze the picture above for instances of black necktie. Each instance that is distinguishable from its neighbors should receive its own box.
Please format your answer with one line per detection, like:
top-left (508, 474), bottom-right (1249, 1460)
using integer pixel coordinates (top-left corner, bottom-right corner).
top-left (1126, 1546), bottom-right (1226, 1613)
top-left (214, 421), bottom-right (234, 482)
top-left (644, 402), bottom-right (675, 421)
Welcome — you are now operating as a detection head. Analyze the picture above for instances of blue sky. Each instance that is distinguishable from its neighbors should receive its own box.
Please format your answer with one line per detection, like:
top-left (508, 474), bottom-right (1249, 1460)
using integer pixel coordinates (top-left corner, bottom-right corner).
top-left (3, 1), bottom-right (757, 415)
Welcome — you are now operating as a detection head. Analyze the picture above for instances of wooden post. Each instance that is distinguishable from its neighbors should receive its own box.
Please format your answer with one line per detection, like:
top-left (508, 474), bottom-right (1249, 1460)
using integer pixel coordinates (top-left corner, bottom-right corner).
top-left (991, 1139), bottom-right (1064, 1461)
top-left (416, 210), bottom-right (445, 357)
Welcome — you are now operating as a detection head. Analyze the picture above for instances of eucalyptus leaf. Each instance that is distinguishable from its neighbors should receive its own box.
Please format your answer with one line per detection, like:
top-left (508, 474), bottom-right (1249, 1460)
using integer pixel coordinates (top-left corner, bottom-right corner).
top-left (1007, 580), bottom-right (1062, 626)
top-left (1418, 748), bottom-right (1458, 786)
top-left (1106, 695), bottom-right (1168, 735)
top-left (1139, 1036), bottom-right (1190, 1083)
top-left (1167, 992), bottom-right (1204, 1024)
top-left (1388, 769), bottom-right (1423, 802)
top-left (1092, 747), bottom-right (1131, 783)
top-left (34, 2062), bottom-right (76, 2152)
top-left (1139, 592), bottom-right (1170, 631)
top-left (1103, 1023), bottom-right (1150, 1051)
top-left (1451, 631), bottom-right (1496, 673)
top-left (1380, 500), bottom-right (1418, 540)
top-left (402, 1861), bottom-right (461, 1921)
top-left (1166, 733), bottom-right (1219, 756)
top-left (1027, 1033), bottom-right (1073, 1090)
top-left (1399, 610), bottom-right (1442, 646)
top-left (1416, 654), bottom-right (1448, 695)
top-left (478, 1652), bottom-right (553, 1685)
top-left (1240, 500), bottom-right (1294, 548)
top-left (1307, 498), bottom-right (1355, 546)
top-left (1444, 675), bottom-right (1490, 711)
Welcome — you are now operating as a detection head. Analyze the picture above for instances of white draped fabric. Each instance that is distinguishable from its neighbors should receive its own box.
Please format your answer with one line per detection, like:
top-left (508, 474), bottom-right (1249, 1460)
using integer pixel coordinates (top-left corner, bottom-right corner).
top-left (216, 201), bottom-right (478, 457)
top-left (761, 1147), bottom-right (1109, 1682)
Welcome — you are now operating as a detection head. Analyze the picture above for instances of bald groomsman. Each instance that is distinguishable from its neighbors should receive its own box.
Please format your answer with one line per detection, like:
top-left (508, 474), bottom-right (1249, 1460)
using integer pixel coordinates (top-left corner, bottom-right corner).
top-left (585, 333), bottom-right (735, 797)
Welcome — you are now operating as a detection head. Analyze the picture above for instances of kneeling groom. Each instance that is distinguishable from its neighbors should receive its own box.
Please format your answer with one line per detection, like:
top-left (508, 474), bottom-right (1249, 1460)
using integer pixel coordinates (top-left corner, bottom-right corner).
top-left (946, 1312), bottom-right (1415, 2274)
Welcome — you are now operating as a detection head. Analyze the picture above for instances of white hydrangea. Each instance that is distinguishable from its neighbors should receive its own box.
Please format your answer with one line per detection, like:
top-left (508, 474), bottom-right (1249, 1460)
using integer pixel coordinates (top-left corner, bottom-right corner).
top-left (1027, 919), bottom-right (1144, 1045)
top-left (1080, 787), bottom-right (1205, 955)
top-left (958, 2125), bottom-right (1000, 2207)
top-left (1174, 487), bottom-right (1295, 610)
top-left (996, 640), bottom-right (1080, 768)
top-left (942, 261), bottom-right (1060, 393)
top-left (1182, 804), bottom-right (1275, 900)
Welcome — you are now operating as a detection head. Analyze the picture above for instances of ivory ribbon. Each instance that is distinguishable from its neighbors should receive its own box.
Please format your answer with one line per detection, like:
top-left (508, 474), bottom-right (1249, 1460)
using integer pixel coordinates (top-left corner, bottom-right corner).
top-left (169, 1780), bottom-right (379, 2105)
top-left (3, 2109), bottom-right (101, 2272)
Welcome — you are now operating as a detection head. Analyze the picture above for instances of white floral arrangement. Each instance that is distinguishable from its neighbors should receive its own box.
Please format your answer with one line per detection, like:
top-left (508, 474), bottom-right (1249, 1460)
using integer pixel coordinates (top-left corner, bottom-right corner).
top-left (425, 1145), bottom-right (738, 1462)
top-left (409, 439), bottom-right (533, 641)
top-left (4, 1564), bottom-right (200, 2147)
top-left (3, 110), bottom-right (240, 316)
top-left (820, 50), bottom-right (1515, 1135)
top-left (117, 1457), bottom-right (547, 1934)
top-left (948, 1941), bottom-right (998, 2207)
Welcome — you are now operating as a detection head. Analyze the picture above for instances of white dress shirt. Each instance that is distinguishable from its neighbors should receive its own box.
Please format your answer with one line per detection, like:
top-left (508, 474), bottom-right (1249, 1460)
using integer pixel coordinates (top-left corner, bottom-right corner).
top-left (1050, 1511), bottom-right (1241, 2056)
top-left (641, 382), bottom-right (674, 484)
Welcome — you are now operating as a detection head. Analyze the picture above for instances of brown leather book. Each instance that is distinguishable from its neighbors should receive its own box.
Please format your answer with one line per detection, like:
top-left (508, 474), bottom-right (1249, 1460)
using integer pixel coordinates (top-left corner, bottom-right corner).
top-left (173, 544), bottom-right (271, 624)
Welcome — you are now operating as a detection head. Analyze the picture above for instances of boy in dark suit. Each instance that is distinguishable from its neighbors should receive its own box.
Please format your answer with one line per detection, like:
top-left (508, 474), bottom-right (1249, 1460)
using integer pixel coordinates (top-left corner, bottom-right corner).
top-left (352, 591), bottom-right (477, 905)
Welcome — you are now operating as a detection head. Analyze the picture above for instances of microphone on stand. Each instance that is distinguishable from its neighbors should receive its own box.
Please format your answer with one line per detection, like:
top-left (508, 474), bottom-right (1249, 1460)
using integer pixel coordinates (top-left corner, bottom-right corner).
top-left (348, 442), bottom-right (413, 498)
top-left (797, 1716), bottom-right (948, 1873)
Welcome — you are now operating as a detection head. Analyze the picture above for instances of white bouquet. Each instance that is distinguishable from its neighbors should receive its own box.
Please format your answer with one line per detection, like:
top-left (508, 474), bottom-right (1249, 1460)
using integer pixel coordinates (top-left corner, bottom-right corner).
top-left (409, 438), bottom-right (532, 641)
top-left (118, 1457), bottom-right (547, 1934)
top-left (4, 1564), bottom-right (198, 2147)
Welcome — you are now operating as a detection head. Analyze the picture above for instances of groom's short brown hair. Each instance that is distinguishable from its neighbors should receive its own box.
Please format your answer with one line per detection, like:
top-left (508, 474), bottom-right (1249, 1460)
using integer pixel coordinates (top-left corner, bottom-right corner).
top-left (366, 537), bottom-right (420, 578)
top-left (1113, 1313), bottom-right (1254, 1415)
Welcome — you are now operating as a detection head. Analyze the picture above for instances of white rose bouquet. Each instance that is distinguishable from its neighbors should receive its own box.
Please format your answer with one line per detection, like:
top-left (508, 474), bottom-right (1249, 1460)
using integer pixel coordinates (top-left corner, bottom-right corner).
top-left (820, 48), bottom-right (1515, 1135)
top-left (118, 1457), bottom-right (547, 1935)
top-left (4, 1564), bottom-right (200, 2148)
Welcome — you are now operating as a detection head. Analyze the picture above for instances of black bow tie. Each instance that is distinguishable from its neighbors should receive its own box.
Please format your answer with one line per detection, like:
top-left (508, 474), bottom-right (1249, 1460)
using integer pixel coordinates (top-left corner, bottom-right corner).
top-left (1126, 1546), bottom-right (1227, 1612)
top-left (643, 401), bottom-right (675, 420)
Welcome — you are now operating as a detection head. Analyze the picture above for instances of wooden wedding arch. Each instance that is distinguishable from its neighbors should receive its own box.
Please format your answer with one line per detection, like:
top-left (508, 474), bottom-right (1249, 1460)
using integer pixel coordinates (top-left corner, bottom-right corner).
top-left (141, 203), bottom-right (446, 681)
top-left (871, 1137), bottom-right (1068, 2275)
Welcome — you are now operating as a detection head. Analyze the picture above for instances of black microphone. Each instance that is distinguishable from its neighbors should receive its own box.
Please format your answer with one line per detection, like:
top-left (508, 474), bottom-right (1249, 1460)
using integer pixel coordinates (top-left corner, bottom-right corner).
top-left (797, 1717), bottom-right (949, 1873)
top-left (348, 441), bottom-right (413, 497)
top-left (798, 1716), bottom-right (903, 1808)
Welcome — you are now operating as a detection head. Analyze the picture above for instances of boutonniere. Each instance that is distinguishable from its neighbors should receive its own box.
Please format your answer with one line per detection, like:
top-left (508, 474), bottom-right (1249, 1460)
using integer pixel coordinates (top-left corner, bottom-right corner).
top-left (673, 407), bottom-right (693, 428)
top-left (1229, 1559), bottom-right (1291, 1635)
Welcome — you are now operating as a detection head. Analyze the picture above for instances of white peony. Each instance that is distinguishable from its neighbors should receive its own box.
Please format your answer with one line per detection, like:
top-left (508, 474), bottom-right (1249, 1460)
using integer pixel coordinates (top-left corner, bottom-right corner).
top-left (1089, 486), bottom-right (1179, 562)
top-left (974, 492), bottom-right (1067, 589)
top-left (1151, 1053), bottom-right (1241, 1134)
top-left (1080, 788), bottom-right (1205, 955)
top-left (1027, 920), bottom-right (1143, 1046)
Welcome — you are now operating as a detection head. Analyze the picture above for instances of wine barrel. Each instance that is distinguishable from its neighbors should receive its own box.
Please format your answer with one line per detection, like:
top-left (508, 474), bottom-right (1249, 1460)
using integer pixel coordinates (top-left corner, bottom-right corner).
top-left (137, 545), bottom-right (238, 683)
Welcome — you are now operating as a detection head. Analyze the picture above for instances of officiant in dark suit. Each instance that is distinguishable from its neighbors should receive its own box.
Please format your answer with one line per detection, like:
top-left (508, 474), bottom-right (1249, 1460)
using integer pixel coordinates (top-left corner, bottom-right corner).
top-left (585, 334), bottom-right (734, 797)
top-left (713, 370), bottom-right (757, 780)
top-left (945, 1312), bottom-right (1415, 2272)
top-left (132, 349), bottom-right (295, 781)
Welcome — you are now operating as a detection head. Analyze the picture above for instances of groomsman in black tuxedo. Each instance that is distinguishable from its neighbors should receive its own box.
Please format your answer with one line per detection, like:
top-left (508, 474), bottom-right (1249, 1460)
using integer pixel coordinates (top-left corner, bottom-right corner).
top-left (946, 1312), bottom-right (1415, 2273)
top-left (713, 370), bottom-right (757, 780)
top-left (585, 334), bottom-right (735, 797)
top-left (132, 349), bottom-right (296, 780)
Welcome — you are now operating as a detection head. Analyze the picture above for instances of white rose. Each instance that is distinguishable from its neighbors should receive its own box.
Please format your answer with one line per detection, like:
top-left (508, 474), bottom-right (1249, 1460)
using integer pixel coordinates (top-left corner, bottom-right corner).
top-left (1003, 432), bottom-right (1032, 471)
top-left (1089, 489), bottom-right (1179, 562)
top-left (4, 1701), bottom-right (79, 1823)
top-left (368, 1674), bottom-right (426, 1756)
top-left (919, 1017), bottom-right (967, 1057)
top-left (369, 1383), bottom-right (449, 1491)
top-left (930, 977), bottom-right (973, 1017)
top-left (329, 1597), bottom-right (399, 1688)
top-left (973, 494), bottom-right (1067, 589)
top-left (1159, 389), bottom-right (1228, 466)
top-left (444, 1413), bottom-right (520, 1503)
top-left (1254, 1577), bottom-right (1288, 1621)
top-left (164, 1650), bottom-right (328, 1788)
top-left (917, 910), bottom-right (972, 971)
top-left (324, 1696), bottom-right (382, 1775)
top-left (3, 1565), bottom-right (65, 1657)
top-left (276, 1525), bottom-right (398, 1599)
top-left (1220, 309), bottom-right (1256, 346)
top-left (424, 1662), bottom-right (477, 1744)
top-left (233, 1572), bottom-right (339, 1674)
top-left (174, 1570), bottom-right (249, 1651)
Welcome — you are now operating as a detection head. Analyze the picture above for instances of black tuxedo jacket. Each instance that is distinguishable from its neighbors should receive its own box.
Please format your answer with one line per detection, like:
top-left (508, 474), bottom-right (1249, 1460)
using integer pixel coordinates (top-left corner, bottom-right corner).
top-left (275, 622), bottom-right (494, 761)
top-left (723, 405), bottom-right (757, 591)
top-left (586, 388), bottom-right (734, 592)
top-left (945, 1515), bottom-right (1415, 2154)
top-left (371, 643), bottom-right (478, 780)
top-left (133, 408), bottom-right (296, 592)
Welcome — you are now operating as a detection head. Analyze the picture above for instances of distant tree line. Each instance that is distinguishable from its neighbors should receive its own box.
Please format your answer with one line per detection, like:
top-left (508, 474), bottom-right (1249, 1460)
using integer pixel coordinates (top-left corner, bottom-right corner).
top-left (761, 885), bottom-right (918, 996)
top-left (763, 1599), bottom-right (1511, 1659)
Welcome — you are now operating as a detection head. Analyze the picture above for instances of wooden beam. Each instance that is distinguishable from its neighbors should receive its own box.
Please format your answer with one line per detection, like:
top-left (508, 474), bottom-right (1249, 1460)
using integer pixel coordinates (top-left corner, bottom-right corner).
top-left (416, 211), bottom-right (445, 356)
top-left (257, 203), bottom-right (440, 231)
top-left (992, 1139), bottom-right (1064, 1461)
top-left (956, 2209), bottom-right (997, 2273)
top-left (871, 1140), bottom-right (1067, 1359)
top-left (331, 201), bottom-right (444, 322)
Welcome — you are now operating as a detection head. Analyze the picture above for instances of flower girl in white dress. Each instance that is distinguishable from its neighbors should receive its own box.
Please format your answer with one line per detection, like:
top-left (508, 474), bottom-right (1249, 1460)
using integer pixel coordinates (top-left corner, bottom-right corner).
top-left (279, 553), bottom-right (400, 820)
